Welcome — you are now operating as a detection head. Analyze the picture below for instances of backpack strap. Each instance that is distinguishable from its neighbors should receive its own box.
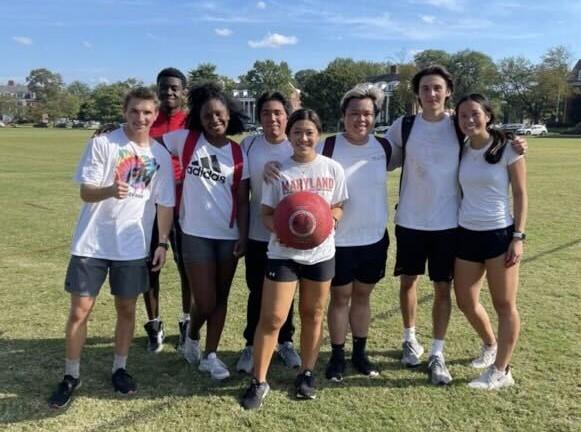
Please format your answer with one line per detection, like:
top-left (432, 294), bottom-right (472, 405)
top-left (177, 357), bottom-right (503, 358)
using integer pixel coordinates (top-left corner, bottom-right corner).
top-left (322, 135), bottom-right (336, 158)
top-left (399, 115), bottom-right (416, 196)
top-left (452, 115), bottom-right (466, 161)
top-left (229, 140), bottom-right (244, 228)
top-left (375, 136), bottom-right (392, 171)
top-left (244, 135), bottom-right (258, 156)
top-left (176, 130), bottom-right (200, 214)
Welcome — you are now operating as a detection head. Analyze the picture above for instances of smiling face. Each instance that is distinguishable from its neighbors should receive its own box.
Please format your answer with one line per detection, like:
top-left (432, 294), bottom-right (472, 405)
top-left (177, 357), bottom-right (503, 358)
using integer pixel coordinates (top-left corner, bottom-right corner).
top-left (157, 76), bottom-right (184, 113)
top-left (418, 74), bottom-right (451, 116)
top-left (260, 100), bottom-right (288, 142)
top-left (343, 97), bottom-right (375, 143)
top-left (123, 97), bottom-right (158, 137)
top-left (200, 98), bottom-right (230, 139)
top-left (289, 119), bottom-right (319, 162)
top-left (457, 99), bottom-right (491, 139)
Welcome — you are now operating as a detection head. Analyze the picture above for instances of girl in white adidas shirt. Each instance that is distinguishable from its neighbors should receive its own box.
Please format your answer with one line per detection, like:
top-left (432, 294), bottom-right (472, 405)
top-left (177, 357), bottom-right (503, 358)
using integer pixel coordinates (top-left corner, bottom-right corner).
top-left (241, 109), bottom-right (348, 409)
top-left (161, 83), bottom-right (250, 380)
top-left (453, 94), bottom-right (527, 390)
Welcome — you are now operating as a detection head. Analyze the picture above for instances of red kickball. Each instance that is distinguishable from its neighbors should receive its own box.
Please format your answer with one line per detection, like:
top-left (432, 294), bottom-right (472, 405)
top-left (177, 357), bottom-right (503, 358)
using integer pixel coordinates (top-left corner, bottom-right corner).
top-left (273, 191), bottom-right (333, 250)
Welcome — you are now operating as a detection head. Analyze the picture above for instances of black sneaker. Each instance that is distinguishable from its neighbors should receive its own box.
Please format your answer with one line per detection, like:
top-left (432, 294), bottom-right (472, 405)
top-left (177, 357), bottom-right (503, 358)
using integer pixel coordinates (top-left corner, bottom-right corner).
top-left (295, 370), bottom-right (316, 400)
top-left (240, 378), bottom-right (270, 410)
top-left (325, 354), bottom-right (346, 382)
top-left (112, 368), bottom-right (137, 395)
top-left (352, 354), bottom-right (380, 377)
top-left (48, 375), bottom-right (81, 409)
top-left (144, 320), bottom-right (164, 353)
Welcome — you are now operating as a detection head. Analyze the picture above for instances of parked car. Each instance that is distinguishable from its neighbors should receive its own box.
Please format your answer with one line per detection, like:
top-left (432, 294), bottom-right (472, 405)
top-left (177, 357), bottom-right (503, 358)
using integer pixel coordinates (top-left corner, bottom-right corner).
top-left (374, 125), bottom-right (390, 134)
top-left (516, 124), bottom-right (548, 136)
top-left (0, 121), bottom-right (5, 128)
top-left (500, 123), bottom-right (524, 134)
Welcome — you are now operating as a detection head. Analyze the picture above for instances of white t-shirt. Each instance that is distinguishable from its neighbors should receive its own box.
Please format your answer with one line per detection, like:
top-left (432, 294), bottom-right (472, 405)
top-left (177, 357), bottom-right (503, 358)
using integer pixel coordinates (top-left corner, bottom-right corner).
top-left (458, 140), bottom-right (523, 230)
top-left (322, 134), bottom-right (389, 247)
top-left (163, 129), bottom-right (249, 240)
top-left (386, 113), bottom-right (461, 231)
top-left (241, 134), bottom-right (293, 242)
top-left (71, 128), bottom-right (175, 260)
top-left (262, 155), bottom-right (348, 265)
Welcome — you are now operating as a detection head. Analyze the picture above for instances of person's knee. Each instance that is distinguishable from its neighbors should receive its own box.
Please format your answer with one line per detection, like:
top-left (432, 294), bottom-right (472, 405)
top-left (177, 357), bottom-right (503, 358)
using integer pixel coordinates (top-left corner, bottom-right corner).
top-left (433, 283), bottom-right (452, 302)
top-left (258, 311), bottom-right (286, 334)
top-left (300, 304), bottom-right (326, 327)
top-left (115, 299), bottom-right (137, 320)
top-left (68, 298), bottom-right (94, 324)
top-left (493, 298), bottom-right (518, 319)
top-left (400, 276), bottom-right (417, 292)
top-left (330, 291), bottom-right (350, 309)
top-left (351, 289), bottom-right (372, 308)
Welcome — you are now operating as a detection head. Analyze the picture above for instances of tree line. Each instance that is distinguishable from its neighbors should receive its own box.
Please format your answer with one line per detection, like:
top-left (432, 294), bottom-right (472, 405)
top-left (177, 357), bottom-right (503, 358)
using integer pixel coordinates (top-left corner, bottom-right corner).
top-left (0, 46), bottom-right (574, 130)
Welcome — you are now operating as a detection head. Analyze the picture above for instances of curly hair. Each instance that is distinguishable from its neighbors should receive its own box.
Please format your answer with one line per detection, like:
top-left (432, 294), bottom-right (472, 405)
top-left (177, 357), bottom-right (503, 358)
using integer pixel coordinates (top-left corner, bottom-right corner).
top-left (156, 67), bottom-right (187, 89)
top-left (185, 82), bottom-right (247, 135)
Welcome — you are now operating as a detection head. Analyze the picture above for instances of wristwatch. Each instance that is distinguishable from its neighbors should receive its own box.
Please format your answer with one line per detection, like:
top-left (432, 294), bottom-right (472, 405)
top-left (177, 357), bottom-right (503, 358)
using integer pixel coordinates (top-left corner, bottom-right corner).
top-left (158, 242), bottom-right (169, 250)
top-left (512, 232), bottom-right (526, 240)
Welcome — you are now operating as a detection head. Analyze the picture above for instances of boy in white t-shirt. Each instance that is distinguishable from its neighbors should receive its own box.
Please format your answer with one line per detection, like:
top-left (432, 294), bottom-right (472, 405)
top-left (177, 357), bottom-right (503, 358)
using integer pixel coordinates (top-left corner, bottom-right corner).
top-left (48, 88), bottom-right (175, 409)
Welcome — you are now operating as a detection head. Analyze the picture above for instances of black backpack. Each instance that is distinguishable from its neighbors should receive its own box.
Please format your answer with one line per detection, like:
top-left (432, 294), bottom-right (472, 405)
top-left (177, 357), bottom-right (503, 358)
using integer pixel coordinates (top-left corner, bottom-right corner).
top-left (321, 134), bottom-right (392, 170)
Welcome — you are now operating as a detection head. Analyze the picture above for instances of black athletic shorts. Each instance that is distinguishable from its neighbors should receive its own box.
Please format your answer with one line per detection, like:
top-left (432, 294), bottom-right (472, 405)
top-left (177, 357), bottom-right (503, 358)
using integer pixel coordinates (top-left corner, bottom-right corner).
top-left (265, 257), bottom-right (335, 282)
top-left (456, 225), bottom-right (514, 263)
top-left (332, 230), bottom-right (389, 286)
top-left (394, 225), bottom-right (457, 282)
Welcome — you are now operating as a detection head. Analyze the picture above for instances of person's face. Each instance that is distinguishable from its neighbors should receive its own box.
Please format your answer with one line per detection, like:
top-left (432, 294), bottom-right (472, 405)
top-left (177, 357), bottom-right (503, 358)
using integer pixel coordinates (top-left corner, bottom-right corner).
top-left (157, 76), bottom-right (184, 111)
top-left (201, 98), bottom-right (230, 138)
top-left (343, 97), bottom-right (375, 140)
top-left (418, 74), bottom-right (451, 113)
top-left (260, 100), bottom-right (288, 141)
top-left (289, 119), bottom-right (319, 159)
top-left (123, 98), bottom-right (158, 134)
top-left (457, 100), bottom-right (491, 138)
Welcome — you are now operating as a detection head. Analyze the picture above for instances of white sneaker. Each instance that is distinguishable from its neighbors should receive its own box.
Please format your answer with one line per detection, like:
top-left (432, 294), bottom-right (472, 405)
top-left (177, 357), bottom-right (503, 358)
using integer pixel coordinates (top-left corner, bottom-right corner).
top-left (184, 337), bottom-right (201, 365)
top-left (471, 344), bottom-right (497, 369)
top-left (468, 365), bottom-right (515, 390)
top-left (236, 346), bottom-right (254, 374)
top-left (277, 342), bottom-right (301, 369)
top-left (401, 340), bottom-right (424, 367)
top-left (199, 353), bottom-right (230, 380)
top-left (427, 354), bottom-right (452, 385)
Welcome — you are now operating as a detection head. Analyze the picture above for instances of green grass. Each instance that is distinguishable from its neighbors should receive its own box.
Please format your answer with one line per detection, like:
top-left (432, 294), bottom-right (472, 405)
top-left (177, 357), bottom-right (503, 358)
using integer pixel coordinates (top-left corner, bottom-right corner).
top-left (0, 129), bottom-right (580, 431)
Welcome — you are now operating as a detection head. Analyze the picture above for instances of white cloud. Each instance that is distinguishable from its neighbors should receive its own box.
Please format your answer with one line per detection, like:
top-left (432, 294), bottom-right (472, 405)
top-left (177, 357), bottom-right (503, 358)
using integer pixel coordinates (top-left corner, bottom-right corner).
top-left (257, 1), bottom-right (266, 9)
top-left (215, 28), bottom-right (233, 37)
top-left (82, 41), bottom-right (92, 48)
top-left (12, 36), bottom-right (33, 46)
top-left (248, 32), bottom-right (297, 48)
top-left (421, 15), bottom-right (436, 23)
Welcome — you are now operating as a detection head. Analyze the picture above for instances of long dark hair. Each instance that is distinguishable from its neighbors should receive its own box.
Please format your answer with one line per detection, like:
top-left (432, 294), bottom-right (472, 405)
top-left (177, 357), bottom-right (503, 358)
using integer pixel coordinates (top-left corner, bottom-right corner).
top-left (454, 93), bottom-right (511, 164)
top-left (185, 82), bottom-right (247, 135)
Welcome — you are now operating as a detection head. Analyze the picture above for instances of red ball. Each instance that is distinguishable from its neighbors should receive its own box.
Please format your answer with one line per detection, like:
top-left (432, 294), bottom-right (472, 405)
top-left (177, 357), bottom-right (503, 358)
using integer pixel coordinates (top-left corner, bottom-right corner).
top-left (273, 191), bottom-right (333, 250)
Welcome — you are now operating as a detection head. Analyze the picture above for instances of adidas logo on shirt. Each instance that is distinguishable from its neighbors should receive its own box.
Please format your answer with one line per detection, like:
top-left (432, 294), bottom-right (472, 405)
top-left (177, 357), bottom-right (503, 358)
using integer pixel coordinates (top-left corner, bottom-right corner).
top-left (187, 155), bottom-right (226, 183)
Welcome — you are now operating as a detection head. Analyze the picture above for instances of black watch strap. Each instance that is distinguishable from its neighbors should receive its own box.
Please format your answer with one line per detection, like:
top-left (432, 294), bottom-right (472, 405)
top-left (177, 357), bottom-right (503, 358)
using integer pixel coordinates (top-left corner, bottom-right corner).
top-left (158, 242), bottom-right (169, 250)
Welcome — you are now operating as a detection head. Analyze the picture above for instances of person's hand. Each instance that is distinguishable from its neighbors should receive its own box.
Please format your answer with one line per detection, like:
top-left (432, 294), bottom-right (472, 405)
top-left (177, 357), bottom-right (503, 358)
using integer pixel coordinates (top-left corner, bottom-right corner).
top-left (512, 136), bottom-right (528, 156)
top-left (92, 123), bottom-right (120, 138)
top-left (263, 161), bottom-right (282, 183)
top-left (151, 246), bottom-right (167, 271)
top-left (233, 239), bottom-right (247, 258)
top-left (111, 172), bottom-right (129, 199)
top-left (505, 239), bottom-right (524, 267)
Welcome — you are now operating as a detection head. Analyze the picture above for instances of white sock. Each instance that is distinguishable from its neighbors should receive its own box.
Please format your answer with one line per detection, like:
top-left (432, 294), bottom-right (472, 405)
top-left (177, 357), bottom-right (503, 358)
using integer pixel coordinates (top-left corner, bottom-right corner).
top-left (403, 327), bottom-right (417, 342)
top-left (112, 354), bottom-right (127, 373)
top-left (430, 339), bottom-right (445, 357)
top-left (65, 358), bottom-right (80, 379)
top-left (181, 313), bottom-right (190, 322)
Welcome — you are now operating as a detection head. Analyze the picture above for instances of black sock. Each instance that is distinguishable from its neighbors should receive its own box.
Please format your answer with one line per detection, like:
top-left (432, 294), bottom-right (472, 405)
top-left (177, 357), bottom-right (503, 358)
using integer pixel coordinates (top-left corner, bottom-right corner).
top-left (331, 343), bottom-right (345, 359)
top-left (353, 336), bottom-right (367, 358)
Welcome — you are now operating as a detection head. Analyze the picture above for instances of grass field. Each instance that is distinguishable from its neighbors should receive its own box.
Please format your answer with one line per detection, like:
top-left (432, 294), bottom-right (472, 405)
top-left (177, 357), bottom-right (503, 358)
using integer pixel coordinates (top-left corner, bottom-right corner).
top-left (0, 128), bottom-right (580, 431)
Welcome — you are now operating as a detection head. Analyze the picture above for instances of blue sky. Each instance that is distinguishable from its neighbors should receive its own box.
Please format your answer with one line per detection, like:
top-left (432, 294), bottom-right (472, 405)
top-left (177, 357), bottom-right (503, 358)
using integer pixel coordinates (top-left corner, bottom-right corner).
top-left (1, 0), bottom-right (580, 86)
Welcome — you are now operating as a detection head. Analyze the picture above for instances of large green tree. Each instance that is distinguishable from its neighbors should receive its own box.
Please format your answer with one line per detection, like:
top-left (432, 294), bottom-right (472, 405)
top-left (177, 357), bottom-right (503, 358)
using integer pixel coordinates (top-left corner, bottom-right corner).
top-left (448, 50), bottom-right (499, 102)
top-left (188, 63), bottom-right (236, 92)
top-left (85, 79), bottom-right (142, 122)
top-left (240, 60), bottom-right (294, 97)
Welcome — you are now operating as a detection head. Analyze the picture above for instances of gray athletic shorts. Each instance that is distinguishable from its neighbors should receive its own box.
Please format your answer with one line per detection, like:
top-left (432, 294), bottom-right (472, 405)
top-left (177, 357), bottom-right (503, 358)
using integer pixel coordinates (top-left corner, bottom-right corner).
top-left (64, 255), bottom-right (149, 297)
top-left (181, 233), bottom-right (237, 264)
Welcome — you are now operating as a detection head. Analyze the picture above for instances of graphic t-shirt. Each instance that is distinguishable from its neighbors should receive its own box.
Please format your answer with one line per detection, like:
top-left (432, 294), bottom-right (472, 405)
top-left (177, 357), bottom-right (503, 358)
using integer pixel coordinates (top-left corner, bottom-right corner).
top-left (459, 140), bottom-right (523, 230)
top-left (163, 129), bottom-right (249, 240)
top-left (241, 134), bottom-right (293, 242)
top-left (71, 127), bottom-right (175, 260)
top-left (324, 134), bottom-right (390, 246)
top-left (387, 113), bottom-right (461, 231)
top-left (262, 154), bottom-right (348, 265)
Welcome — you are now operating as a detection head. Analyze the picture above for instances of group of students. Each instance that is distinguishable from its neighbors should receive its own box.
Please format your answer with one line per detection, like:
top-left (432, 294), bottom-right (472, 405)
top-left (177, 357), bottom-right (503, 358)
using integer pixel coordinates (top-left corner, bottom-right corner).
top-left (48, 64), bottom-right (528, 411)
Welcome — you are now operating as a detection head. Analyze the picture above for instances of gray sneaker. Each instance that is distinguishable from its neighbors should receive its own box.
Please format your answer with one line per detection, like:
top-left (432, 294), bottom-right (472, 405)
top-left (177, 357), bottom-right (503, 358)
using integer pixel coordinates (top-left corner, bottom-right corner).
top-left (401, 340), bottom-right (424, 367)
top-left (236, 346), bottom-right (254, 374)
top-left (241, 378), bottom-right (270, 410)
top-left (427, 354), bottom-right (452, 385)
top-left (183, 338), bottom-right (201, 365)
top-left (277, 342), bottom-right (301, 369)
